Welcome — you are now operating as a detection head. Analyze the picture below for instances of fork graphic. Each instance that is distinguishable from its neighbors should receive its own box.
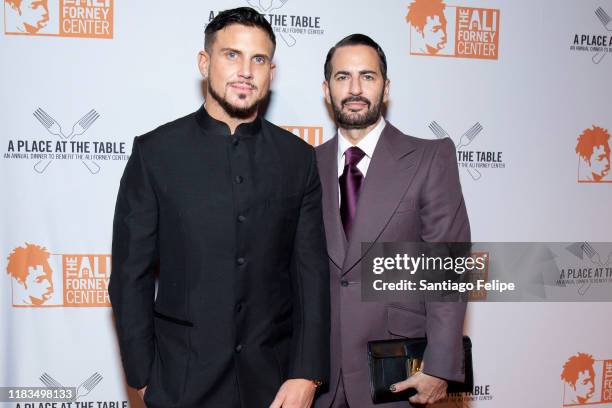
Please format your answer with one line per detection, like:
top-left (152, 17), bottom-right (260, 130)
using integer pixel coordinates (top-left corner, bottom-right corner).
top-left (39, 372), bottom-right (64, 388)
top-left (39, 372), bottom-right (102, 401)
top-left (429, 121), bottom-right (482, 180)
top-left (67, 109), bottom-right (101, 174)
top-left (67, 109), bottom-right (100, 140)
top-left (33, 108), bottom-right (66, 173)
top-left (246, 0), bottom-right (296, 46)
top-left (457, 122), bottom-right (483, 150)
top-left (267, 0), bottom-right (288, 12)
top-left (592, 52), bottom-right (606, 64)
top-left (595, 7), bottom-right (612, 30)
top-left (72, 372), bottom-right (103, 401)
top-left (33, 108), bottom-right (66, 139)
top-left (592, 7), bottom-right (611, 64)
top-left (33, 109), bottom-right (101, 174)
top-left (578, 242), bottom-right (604, 295)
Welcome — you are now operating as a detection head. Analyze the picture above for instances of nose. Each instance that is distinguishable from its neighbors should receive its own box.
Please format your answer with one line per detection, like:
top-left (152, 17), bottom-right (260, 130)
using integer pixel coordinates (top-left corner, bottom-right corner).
top-left (349, 77), bottom-right (362, 95)
top-left (238, 59), bottom-right (253, 80)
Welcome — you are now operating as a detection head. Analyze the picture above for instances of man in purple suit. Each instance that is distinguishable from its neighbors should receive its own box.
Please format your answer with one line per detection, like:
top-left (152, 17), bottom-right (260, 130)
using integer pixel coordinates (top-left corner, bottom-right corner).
top-left (314, 34), bottom-right (470, 407)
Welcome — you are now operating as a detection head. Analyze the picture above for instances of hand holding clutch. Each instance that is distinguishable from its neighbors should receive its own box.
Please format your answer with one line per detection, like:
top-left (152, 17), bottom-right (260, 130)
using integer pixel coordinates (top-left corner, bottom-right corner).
top-left (389, 362), bottom-right (448, 405)
top-left (367, 336), bottom-right (473, 404)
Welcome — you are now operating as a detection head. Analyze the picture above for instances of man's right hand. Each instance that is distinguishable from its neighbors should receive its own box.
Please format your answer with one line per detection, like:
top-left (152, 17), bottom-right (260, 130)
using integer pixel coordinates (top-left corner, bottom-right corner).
top-left (390, 369), bottom-right (448, 405)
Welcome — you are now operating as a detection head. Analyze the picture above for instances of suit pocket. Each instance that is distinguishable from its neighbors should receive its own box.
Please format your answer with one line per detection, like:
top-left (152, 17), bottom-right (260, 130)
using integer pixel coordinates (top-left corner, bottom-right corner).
top-left (386, 304), bottom-right (426, 338)
top-left (154, 309), bottom-right (194, 327)
top-left (150, 310), bottom-right (191, 402)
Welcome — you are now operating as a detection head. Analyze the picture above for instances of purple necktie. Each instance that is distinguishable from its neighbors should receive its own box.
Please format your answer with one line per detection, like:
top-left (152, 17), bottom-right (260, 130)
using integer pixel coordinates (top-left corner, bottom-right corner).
top-left (340, 146), bottom-right (366, 238)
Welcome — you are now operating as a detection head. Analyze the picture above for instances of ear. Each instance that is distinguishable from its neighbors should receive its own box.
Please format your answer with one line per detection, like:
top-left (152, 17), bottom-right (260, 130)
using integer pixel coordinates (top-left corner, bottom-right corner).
top-left (198, 50), bottom-right (210, 78)
top-left (383, 79), bottom-right (390, 104)
top-left (269, 61), bottom-right (276, 82)
top-left (322, 80), bottom-right (331, 105)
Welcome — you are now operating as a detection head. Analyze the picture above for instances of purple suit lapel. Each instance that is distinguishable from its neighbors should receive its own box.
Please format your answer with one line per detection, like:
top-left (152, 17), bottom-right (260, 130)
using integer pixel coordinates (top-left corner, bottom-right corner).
top-left (316, 135), bottom-right (347, 272)
top-left (342, 122), bottom-right (421, 276)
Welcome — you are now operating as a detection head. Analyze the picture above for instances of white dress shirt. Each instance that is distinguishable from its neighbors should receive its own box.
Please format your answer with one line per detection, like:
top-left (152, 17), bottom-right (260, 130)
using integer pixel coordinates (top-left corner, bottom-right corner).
top-left (337, 117), bottom-right (386, 178)
top-left (337, 117), bottom-right (386, 203)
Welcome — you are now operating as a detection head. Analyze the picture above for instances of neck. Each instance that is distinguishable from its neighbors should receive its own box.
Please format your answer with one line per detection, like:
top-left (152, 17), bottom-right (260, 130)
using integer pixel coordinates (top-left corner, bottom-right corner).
top-left (205, 99), bottom-right (257, 135)
top-left (339, 117), bottom-right (381, 145)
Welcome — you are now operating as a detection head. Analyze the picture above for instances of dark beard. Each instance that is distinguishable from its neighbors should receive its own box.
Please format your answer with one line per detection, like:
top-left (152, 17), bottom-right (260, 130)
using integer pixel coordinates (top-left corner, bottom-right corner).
top-left (208, 82), bottom-right (260, 120)
top-left (332, 94), bottom-right (384, 129)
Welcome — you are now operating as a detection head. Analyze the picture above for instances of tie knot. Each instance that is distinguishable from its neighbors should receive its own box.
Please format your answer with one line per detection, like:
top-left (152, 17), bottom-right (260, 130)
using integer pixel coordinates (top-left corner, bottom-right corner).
top-left (345, 146), bottom-right (366, 166)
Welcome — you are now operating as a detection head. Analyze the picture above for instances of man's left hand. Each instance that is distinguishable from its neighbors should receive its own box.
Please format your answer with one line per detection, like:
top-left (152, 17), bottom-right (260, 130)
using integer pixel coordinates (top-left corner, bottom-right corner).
top-left (269, 379), bottom-right (316, 408)
top-left (390, 370), bottom-right (448, 405)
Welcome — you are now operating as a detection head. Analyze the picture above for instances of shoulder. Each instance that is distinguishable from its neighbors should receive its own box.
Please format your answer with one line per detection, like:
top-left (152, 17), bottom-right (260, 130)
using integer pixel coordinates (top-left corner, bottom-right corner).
top-left (134, 110), bottom-right (198, 148)
top-left (316, 135), bottom-right (336, 153)
top-left (261, 119), bottom-right (315, 155)
top-left (383, 121), bottom-right (456, 160)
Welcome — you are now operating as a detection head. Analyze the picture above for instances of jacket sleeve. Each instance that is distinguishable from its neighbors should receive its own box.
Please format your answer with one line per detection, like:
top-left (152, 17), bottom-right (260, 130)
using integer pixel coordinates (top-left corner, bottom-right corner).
top-left (108, 136), bottom-right (158, 389)
top-left (419, 138), bottom-right (470, 383)
top-left (288, 147), bottom-right (331, 384)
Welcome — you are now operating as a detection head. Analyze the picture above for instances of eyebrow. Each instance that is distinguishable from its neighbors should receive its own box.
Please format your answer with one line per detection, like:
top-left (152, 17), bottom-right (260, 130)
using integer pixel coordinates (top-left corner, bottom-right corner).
top-left (220, 47), bottom-right (242, 55)
top-left (334, 70), bottom-right (378, 77)
top-left (219, 48), bottom-right (271, 60)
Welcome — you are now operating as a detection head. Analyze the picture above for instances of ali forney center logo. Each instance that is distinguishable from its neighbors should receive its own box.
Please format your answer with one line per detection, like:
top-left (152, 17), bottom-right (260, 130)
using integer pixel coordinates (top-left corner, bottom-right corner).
top-left (405, 0), bottom-right (500, 60)
top-left (3, 0), bottom-right (113, 39)
top-left (5, 243), bottom-right (111, 307)
top-left (576, 125), bottom-right (611, 183)
top-left (561, 352), bottom-right (612, 406)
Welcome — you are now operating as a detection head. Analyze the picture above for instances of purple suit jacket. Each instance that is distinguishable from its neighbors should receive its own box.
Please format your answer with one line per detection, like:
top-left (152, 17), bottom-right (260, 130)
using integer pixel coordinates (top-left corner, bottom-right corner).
top-left (314, 121), bottom-right (470, 408)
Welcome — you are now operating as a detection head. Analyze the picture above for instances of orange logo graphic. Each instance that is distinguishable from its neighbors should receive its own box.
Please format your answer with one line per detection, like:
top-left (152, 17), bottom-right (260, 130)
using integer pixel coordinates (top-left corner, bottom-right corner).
top-left (7, 243), bottom-right (54, 306)
top-left (576, 126), bottom-right (611, 183)
top-left (6, 243), bottom-right (111, 307)
top-left (4, 0), bottom-right (113, 39)
top-left (561, 353), bottom-right (612, 406)
top-left (406, 0), bottom-right (500, 60)
top-left (281, 125), bottom-right (324, 147)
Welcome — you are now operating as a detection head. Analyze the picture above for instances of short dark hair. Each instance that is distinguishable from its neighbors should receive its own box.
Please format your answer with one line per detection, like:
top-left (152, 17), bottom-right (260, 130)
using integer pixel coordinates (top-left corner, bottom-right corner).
top-left (324, 34), bottom-right (388, 81)
top-left (204, 7), bottom-right (276, 55)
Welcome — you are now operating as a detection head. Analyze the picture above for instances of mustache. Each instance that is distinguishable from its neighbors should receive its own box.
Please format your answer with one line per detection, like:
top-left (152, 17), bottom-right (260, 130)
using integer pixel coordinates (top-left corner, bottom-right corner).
top-left (341, 96), bottom-right (371, 107)
top-left (228, 81), bottom-right (257, 90)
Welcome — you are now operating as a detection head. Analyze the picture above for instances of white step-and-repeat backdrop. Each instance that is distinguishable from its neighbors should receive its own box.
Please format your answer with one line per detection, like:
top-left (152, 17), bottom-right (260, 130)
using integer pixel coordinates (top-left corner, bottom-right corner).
top-left (1, 1), bottom-right (611, 407)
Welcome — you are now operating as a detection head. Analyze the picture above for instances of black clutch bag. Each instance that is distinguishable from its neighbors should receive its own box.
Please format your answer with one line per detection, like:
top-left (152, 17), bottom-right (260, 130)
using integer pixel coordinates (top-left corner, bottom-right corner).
top-left (367, 336), bottom-right (473, 404)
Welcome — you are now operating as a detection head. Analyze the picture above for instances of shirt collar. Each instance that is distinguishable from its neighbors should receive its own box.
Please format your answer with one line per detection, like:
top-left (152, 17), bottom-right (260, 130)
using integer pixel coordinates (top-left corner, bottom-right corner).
top-left (195, 105), bottom-right (262, 138)
top-left (338, 117), bottom-right (386, 160)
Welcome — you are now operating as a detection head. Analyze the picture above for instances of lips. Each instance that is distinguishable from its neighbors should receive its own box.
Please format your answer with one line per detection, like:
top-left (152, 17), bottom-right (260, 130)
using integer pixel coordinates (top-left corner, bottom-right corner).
top-left (342, 97), bottom-right (370, 110)
top-left (229, 82), bottom-right (256, 92)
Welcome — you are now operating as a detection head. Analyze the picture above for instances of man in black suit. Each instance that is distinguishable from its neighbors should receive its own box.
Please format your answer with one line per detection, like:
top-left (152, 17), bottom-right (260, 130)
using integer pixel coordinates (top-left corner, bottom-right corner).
top-left (108, 7), bottom-right (329, 408)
